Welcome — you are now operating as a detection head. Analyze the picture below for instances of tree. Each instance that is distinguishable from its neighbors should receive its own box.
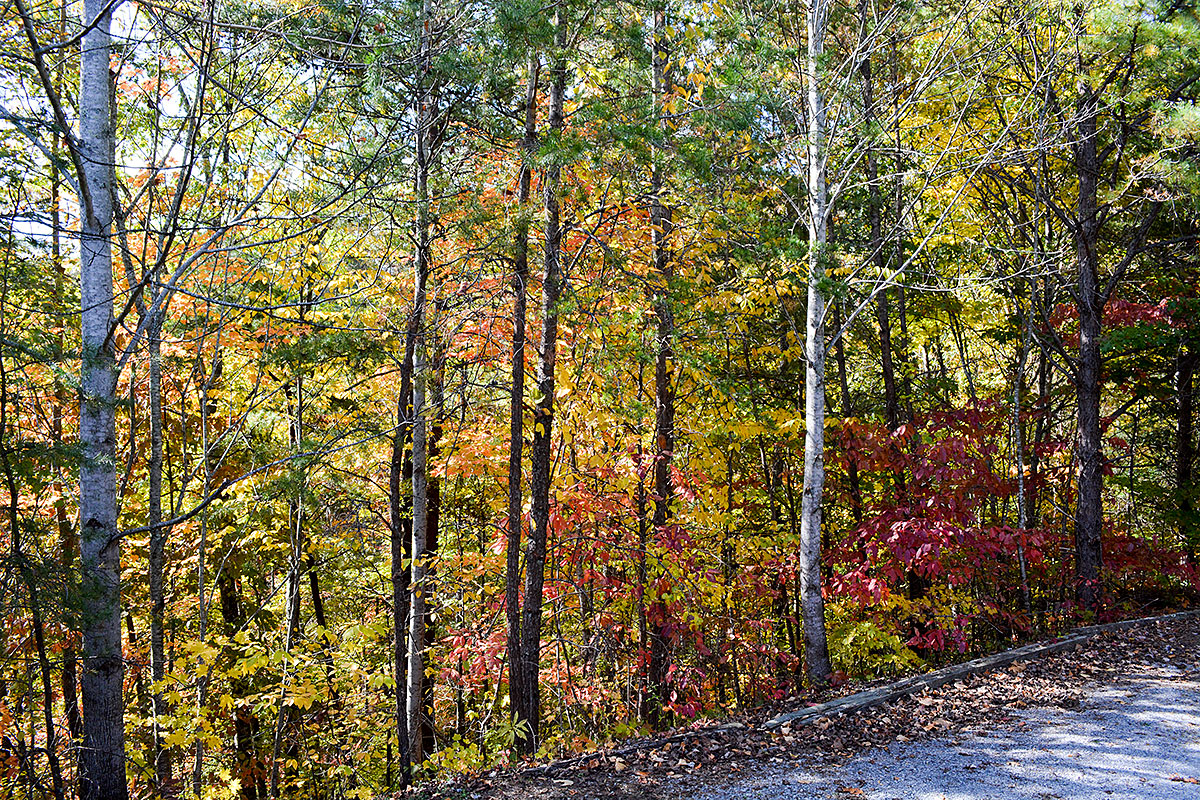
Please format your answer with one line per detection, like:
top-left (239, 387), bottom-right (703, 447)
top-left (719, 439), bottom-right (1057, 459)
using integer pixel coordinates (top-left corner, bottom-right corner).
top-left (796, 0), bottom-right (834, 684)
top-left (645, 0), bottom-right (677, 725)
top-left (506, 46), bottom-right (538, 753)
top-left (517, 0), bottom-right (568, 751)
top-left (65, 0), bottom-right (126, 793)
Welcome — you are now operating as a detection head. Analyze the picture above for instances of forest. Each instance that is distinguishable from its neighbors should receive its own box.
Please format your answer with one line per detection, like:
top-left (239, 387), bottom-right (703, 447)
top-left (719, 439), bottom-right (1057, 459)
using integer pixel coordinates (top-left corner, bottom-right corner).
top-left (0, 0), bottom-right (1197, 796)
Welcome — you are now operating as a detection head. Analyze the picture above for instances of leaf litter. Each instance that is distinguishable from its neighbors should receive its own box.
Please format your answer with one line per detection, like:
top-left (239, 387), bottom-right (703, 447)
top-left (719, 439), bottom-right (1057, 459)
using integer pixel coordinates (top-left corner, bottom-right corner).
top-left (413, 614), bottom-right (1200, 800)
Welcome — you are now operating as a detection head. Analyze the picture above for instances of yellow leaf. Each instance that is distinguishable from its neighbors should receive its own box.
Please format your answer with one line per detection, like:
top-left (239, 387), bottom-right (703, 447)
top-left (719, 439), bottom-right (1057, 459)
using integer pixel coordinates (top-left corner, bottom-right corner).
top-left (164, 729), bottom-right (190, 748)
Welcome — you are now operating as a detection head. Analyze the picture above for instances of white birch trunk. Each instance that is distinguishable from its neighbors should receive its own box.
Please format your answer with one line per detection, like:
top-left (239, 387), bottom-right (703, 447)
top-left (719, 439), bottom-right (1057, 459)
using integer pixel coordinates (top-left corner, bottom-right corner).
top-left (799, 0), bottom-right (832, 685)
top-left (77, 0), bottom-right (127, 794)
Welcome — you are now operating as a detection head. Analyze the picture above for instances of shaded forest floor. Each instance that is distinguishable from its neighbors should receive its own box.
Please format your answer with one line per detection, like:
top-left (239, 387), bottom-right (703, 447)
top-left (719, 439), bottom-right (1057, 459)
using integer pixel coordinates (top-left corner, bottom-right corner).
top-left (417, 613), bottom-right (1200, 800)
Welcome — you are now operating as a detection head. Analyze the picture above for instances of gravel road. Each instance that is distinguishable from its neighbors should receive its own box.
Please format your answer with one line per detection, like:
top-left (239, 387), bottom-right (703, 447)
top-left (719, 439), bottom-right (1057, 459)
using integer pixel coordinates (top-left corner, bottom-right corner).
top-left (696, 663), bottom-right (1200, 800)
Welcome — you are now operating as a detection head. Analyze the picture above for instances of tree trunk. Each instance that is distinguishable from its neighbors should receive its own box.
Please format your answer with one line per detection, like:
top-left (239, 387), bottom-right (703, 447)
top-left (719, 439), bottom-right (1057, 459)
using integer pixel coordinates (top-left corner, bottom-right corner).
top-left (858, 1), bottom-right (909, 527)
top-left (860, 36), bottom-right (903, 431)
top-left (1012, 296), bottom-right (1033, 615)
top-left (506, 53), bottom-right (538, 728)
top-left (148, 308), bottom-right (172, 794)
top-left (876, 294), bottom-right (902, 429)
top-left (645, 0), bottom-right (674, 727)
top-left (407, 0), bottom-right (435, 763)
top-left (1073, 77), bottom-right (1104, 613)
top-left (634, 440), bottom-right (650, 716)
top-left (76, 0), bottom-right (127, 793)
top-left (890, 33), bottom-right (915, 425)
top-left (195, 351), bottom-right (224, 796)
top-left (520, 5), bottom-right (568, 752)
top-left (1030, 278), bottom-right (1053, 530)
top-left (799, 0), bottom-right (832, 685)
top-left (388, 384), bottom-right (413, 786)
top-left (1178, 339), bottom-right (1196, 562)
top-left (420, 338), bottom-right (445, 758)
top-left (407, 228), bottom-right (429, 768)
top-left (270, 368), bottom-right (301, 799)
top-left (219, 571), bottom-right (266, 800)
top-left (831, 301), bottom-right (862, 525)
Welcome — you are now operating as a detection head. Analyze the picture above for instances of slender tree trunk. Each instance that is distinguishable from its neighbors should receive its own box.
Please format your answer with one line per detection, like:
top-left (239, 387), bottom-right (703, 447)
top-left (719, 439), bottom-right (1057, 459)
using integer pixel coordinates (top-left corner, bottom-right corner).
top-left (876, 296), bottom-right (901, 430)
top-left (520, 5), bottom-right (568, 752)
top-left (31, 586), bottom-right (67, 800)
top-left (1178, 339), bottom-right (1196, 562)
top-left (862, 42), bottom-right (902, 431)
top-left (219, 571), bottom-right (264, 800)
top-left (506, 53), bottom-right (539, 727)
top-left (388, 384), bottom-right (413, 786)
top-left (407, 273), bottom-right (429, 766)
top-left (196, 351), bottom-right (223, 797)
top-left (407, 373), bottom-right (430, 757)
top-left (148, 309), bottom-right (172, 793)
top-left (799, 0), bottom-right (832, 685)
top-left (271, 367), bottom-right (302, 799)
top-left (719, 447), bottom-right (739, 708)
top-left (1073, 76), bottom-right (1103, 613)
top-left (634, 440), bottom-right (650, 716)
top-left (407, 0), bottom-right (435, 762)
top-left (420, 338), bottom-right (445, 757)
top-left (889, 34), bottom-right (914, 424)
top-left (1012, 295), bottom-right (1033, 615)
top-left (76, 0), bottom-right (127, 792)
top-left (831, 301), bottom-right (862, 525)
top-left (645, 0), bottom-right (674, 727)
top-left (857, 6), bottom-right (908, 528)
top-left (1030, 278), bottom-right (1052, 530)
top-left (763, 445), bottom-right (795, 676)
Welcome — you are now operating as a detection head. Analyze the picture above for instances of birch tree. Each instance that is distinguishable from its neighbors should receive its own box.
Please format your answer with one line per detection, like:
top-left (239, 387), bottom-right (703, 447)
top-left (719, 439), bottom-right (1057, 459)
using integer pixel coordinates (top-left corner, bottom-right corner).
top-left (60, 0), bottom-right (126, 792)
top-left (776, 0), bottom-right (1003, 680)
top-left (797, 0), bottom-right (833, 684)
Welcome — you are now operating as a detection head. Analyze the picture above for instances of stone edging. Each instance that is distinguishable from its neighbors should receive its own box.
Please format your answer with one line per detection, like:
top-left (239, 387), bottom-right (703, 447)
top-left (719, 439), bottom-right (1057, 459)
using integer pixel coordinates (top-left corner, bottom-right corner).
top-left (761, 608), bottom-right (1200, 731)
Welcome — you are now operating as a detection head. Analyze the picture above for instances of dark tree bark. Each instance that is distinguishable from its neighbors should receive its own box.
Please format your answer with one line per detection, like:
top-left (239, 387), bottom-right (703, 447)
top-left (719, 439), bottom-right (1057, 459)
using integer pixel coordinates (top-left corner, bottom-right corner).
top-left (519, 5), bottom-right (568, 752)
top-left (645, 0), bottom-right (674, 727)
top-left (420, 341), bottom-right (445, 758)
top-left (148, 308), bottom-right (172, 794)
top-left (506, 53), bottom-right (538, 730)
top-left (889, 34), bottom-right (914, 424)
top-left (1179, 339), bottom-right (1196, 562)
top-left (388, 372), bottom-right (413, 786)
top-left (219, 572), bottom-right (266, 800)
top-left (857, 0), bottom-right (908, 529)
top-left (1072, 76), bottom-right (1104, 613)
top-left (831, 301), bottom-right (862, 525)
top-left (876, 292), bottom-right (902, 430)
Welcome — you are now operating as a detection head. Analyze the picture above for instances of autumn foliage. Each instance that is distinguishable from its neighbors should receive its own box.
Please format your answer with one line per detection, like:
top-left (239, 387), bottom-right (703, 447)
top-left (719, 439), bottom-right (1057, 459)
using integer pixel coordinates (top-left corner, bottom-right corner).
top-left (0, 0), bottom-right (1198, 796)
